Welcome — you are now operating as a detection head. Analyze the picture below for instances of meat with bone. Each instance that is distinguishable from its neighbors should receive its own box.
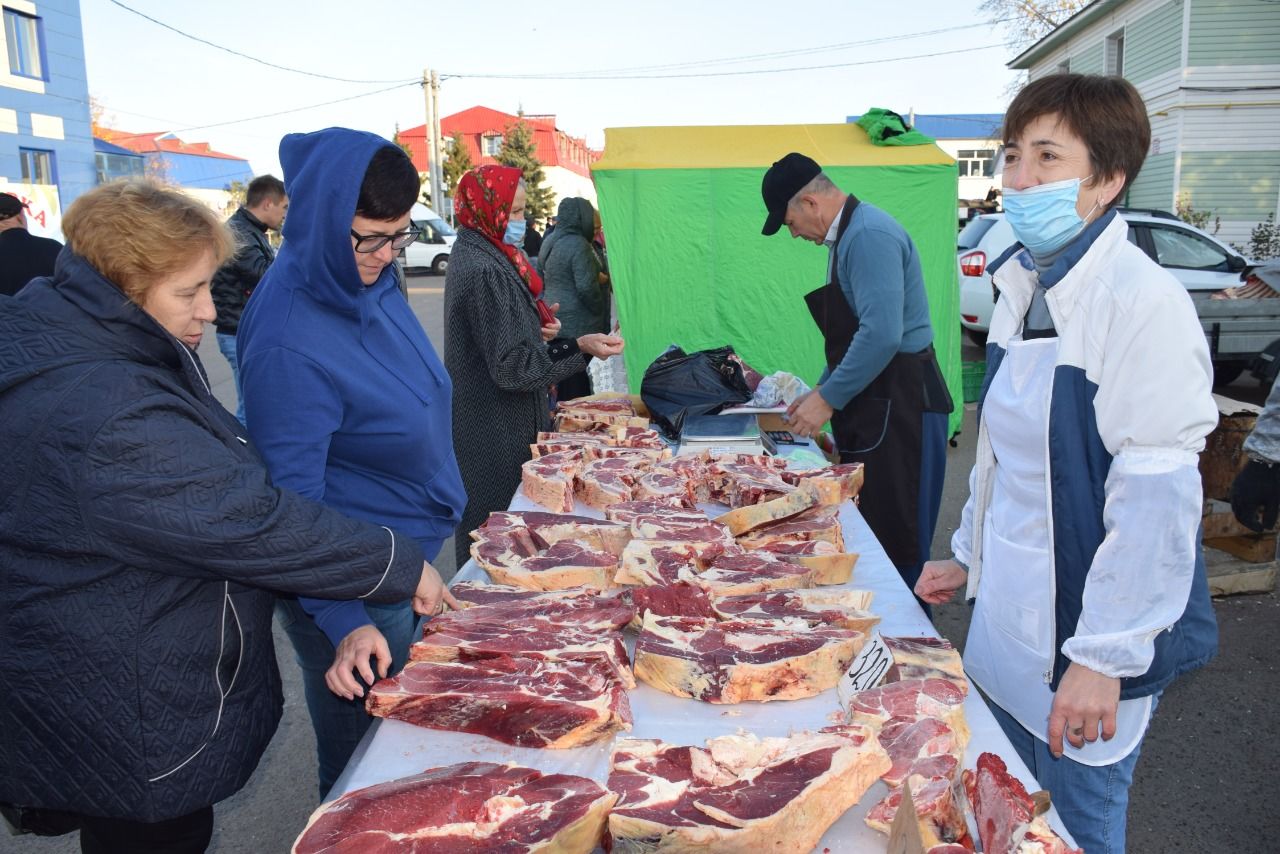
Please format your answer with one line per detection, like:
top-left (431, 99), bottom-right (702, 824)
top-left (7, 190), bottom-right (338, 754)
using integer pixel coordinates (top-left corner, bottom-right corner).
top-left (575, 456), bottom-right (645, 509)
top-left (471, 537), bottom-right (618, 591)
top-left (846, 677), bottom-right (971, 748)
top-left (630, 513), bottom-right (733, 543)
top-left (874, 715), bottom-right (965, 788)
top-left (706, 462), bottom-right (796, 508)
top-left (367, 655), bottom-right (631, 749)
top-left (634, 613), bottom-right (863, 703)
top-left (715, 482), bottom-right (823, 536)
top-left (410, 618), bottom-right (635, 688)
top-left (607, 726), bottom-right (890, 854)
top-left (964, 752), bottom-right (1082, 854)
top-left (742, 539), bottom-right (859, 584)
top-left (554, 410), bottom-right (649, 432)
top-left (883, 635), bottom-right (969, 693)
top-left (439, 586), bottom-right (635, 633)
top-left (603, 498), bottom-right (698, 523)
top-left (477, 510), bottom-right (631, 555)
top-left (614, 538), bottom-right (730, 586)
top-left (712, 588), bottom-right (879, 632)
top-left (781, 462), bottom-right (866, 504)
top-left (864, 773), bottom-right (975, 851)
top-left (291, 761), bottom-right (616, 854)
top-left (520, 449), bottom-right (581, 512)
top-left (686, 550), bottom-right (816, 597)
top-left (736, 505), bottom-right (845, 551)
top-left (623, 582), bottom-right (717, 627)
top-left (634, 469), bottom-right (699, 504)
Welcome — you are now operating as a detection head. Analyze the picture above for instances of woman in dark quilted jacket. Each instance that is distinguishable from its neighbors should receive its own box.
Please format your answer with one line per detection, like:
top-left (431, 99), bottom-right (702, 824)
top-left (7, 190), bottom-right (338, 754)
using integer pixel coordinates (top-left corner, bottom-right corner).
top-left (0, 180), bottom-right (454, 854)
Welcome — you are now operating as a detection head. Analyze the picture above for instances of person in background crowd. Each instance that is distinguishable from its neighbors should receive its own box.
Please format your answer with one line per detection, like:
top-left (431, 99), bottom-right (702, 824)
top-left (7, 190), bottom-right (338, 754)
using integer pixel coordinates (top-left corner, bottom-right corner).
top-left (539, 196), bottom-right (610, 401)
top-left (915, 74), bottom-right (1219, 854)
top-left (238, 129), bottom-right (464, 799)
top-left (0, 180), bottom-right (448, 854)
top-left (210, 175), bottom-right (288, 423)
top-left (0, 191), bottom-right (62, 297)
top-left (1231, 373), bottom-right (1280, 531)
top-left (445, 165), bottom-right (623, 568)
top-left (761, 152), bottom-right (952, 605)
top-left (523, 216), bottom-right (543, 259)
top-left (543, 214), bottom-right (557, 240)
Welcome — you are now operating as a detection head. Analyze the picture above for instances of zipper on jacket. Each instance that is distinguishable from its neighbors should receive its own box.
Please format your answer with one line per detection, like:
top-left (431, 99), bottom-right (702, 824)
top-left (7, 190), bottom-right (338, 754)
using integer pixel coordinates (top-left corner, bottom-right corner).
top-left (1041, 334), bottom-right (1058, 685)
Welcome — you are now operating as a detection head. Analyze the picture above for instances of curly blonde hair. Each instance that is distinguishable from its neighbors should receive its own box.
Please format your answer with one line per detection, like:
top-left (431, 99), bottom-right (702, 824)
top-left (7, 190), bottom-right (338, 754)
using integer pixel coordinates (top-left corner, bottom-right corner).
top-left (62, 180), bottom-right (235, 302)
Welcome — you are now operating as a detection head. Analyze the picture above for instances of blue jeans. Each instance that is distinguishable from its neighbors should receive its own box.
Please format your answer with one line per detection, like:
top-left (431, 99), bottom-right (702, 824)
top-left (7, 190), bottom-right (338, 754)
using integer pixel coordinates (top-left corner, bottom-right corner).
top-left (216, 332), bottom-right (245, 424)
top-left (275, 598), bottom-right (417, 799)
top-left (988, 694), bottom-right (1160, 854)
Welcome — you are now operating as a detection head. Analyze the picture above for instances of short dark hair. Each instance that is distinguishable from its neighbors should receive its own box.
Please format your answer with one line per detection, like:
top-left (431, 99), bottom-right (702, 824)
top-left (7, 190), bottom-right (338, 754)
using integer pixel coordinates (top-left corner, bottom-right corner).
top-left (245, 174), bottom-right (286, 208)
top-left (1003, 74), bottom-right (1150, 209)
top-left (355, 146), bottom-right (421, 221)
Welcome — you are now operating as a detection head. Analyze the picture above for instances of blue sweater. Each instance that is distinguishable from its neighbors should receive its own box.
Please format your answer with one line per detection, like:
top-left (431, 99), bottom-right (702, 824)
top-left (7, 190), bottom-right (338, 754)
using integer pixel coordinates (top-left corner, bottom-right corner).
top-left (238, 128), bottom-right (465, 645)
top-left (818, 202), bottom-right (933, 409)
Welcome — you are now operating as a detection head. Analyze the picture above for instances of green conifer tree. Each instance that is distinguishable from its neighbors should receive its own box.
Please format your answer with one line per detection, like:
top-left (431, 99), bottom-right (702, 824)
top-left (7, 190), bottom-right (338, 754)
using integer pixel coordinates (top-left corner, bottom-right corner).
top-left (496, 119), bottom-right (554, 224)
top-left (442, 135), bottom-right (474, 199)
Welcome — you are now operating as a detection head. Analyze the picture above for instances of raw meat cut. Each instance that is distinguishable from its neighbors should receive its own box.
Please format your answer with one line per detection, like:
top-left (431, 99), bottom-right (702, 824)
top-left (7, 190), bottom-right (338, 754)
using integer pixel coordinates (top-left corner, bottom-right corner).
top-left (715, 482), bottom-right (822, 535)
top-left (471, 537), bottom-right (618, 591)
top-left (367, 656), bottom-right (631, 749)
top-left (845, 678), bottom-right (970, 746)
top-left (744, 539), bottom-right (859, 583)
top-left (634, 469), bottom-right (698, 504)
top-left (687, 551), bottom-right (816, 596)
top-left (706, 462), bottom-right (796, 507)
top-left (478, 511), bottom-right (631, 555)
top-left (603, 498), bottom-right (698, 523)
top-left (737, 505), bottom-right (845, 551)
top-left (630, 514), bottom-right (732, 544)
top-left (291, 762), bottom-right (615, 854)
top-left (634, 613), bottom-right (863, 703)
top-left (521, 449), bottom-right (581, 512)
top-left (607, 726), bottom-right (890, 854)
top-left (884, 635), bottom-right (969, 693)
top-left (575, 457), bottom-right (644, 508)
top-left (554, 410), bottom-right (649, 432)
top-left (438, 587), bottom-right (634, 633)
top-left (964, 753), bottom-right (1082, 854)
top-left (874, 716), bottom-right (965, 787)
top-left (864, 773), bottom-right (974, 851)
top-left (781, 462), bottom-right (866, 504)
top-left (623, 582), bottom-right (717, 626)
top-left (615, 538), bottom-right (729, 586)
top-left (712, 588), bottom-right (879, 632)
top-left (449, 581), bottom-right (578, 608)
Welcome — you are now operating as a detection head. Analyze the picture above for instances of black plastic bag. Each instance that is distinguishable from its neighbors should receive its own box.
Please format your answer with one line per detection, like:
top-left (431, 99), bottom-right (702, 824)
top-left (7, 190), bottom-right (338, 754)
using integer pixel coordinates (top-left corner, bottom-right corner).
top-left (641, 345), bottom-right (753, 438)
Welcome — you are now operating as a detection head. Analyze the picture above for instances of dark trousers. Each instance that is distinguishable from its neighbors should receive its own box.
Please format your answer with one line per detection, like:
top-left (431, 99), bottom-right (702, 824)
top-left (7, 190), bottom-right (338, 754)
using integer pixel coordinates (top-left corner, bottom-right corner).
top-left (555, 370), bottom-right (593, 402)
top-left (912, 410), bottom-right (950, 617)
top-left (79, 806), bottom-right (213, 854)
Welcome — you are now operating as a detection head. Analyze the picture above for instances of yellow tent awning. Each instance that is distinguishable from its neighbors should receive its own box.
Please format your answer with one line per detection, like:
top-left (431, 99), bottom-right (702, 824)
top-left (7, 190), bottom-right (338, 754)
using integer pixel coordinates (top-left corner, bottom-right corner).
top-left (592, 123), bottom-right (954, 171)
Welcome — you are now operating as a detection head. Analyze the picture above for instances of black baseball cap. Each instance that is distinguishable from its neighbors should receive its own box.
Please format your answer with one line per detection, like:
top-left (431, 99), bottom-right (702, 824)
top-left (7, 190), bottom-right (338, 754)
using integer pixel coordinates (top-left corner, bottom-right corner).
top-left (0, 192), bottom-right (28, 219)
top-left (761, 152), bottom-right (822, 236)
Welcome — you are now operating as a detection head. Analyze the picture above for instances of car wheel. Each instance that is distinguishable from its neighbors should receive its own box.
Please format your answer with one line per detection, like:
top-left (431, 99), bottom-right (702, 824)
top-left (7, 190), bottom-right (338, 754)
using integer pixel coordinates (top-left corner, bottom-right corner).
top-left (431, 255), bottom-right (448, 276)
top-left (1212, 360), bottom-right (1246, 387)
top-left (966, 328), bottom-right (989, 347)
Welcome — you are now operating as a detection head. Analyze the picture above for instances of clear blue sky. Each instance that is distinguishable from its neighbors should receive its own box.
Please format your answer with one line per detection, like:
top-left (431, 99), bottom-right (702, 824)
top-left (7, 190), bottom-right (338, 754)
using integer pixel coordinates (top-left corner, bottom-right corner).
top-left (81, 0), bottom-right (1026, 176)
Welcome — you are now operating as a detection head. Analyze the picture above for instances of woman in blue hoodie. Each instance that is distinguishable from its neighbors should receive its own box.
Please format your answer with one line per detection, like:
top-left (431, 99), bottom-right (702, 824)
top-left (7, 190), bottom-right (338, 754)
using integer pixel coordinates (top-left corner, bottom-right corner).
top-left (238, 129), bottom-right (465, 798)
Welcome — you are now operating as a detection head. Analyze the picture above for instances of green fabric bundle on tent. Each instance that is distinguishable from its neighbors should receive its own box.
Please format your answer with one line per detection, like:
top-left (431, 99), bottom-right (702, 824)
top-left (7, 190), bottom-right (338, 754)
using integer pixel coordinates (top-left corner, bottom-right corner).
top-left (856, 108), bottom-right (937, 147)
top-left (591, 122), bottom-right (962, 435)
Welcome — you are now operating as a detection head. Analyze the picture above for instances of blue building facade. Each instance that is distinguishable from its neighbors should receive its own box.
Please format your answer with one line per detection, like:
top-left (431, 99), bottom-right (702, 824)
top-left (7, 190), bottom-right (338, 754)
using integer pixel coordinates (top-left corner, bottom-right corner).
top-left (0, 0), bottom-right (95, 208)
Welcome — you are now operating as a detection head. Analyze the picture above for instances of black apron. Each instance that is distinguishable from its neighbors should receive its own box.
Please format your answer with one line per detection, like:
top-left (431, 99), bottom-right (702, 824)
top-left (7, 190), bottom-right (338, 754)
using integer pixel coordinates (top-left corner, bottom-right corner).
top-left (803, 195), bottom-right (953, 570)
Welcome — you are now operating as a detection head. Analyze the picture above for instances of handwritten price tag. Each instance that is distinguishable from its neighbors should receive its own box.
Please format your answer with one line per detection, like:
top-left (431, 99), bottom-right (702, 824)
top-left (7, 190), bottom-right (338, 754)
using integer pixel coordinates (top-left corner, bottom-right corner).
top-left (838, 630), bottom-right (891, 712)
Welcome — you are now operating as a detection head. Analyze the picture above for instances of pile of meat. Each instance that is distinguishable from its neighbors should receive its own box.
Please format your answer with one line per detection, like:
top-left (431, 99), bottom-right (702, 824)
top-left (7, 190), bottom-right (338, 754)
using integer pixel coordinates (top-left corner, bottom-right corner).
top-left (964, 752), bottom-right (1082, 854)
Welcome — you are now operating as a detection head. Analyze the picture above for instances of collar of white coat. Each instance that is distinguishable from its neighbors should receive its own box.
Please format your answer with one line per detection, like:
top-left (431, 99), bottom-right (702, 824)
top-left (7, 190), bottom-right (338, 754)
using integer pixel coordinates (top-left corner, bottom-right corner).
top-left (988, 210), bottom-right (1128, 328)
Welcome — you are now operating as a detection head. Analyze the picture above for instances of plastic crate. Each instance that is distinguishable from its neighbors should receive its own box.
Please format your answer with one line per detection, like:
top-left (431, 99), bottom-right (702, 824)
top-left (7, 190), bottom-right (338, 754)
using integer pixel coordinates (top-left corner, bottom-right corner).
top-left (962, 360), bottom-right (986, 404)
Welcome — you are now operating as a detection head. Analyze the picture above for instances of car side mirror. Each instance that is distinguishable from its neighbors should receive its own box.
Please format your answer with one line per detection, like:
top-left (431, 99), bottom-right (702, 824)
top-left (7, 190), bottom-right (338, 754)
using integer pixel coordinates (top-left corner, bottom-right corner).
top-left (1227, 255), bottom-right (1247, 273)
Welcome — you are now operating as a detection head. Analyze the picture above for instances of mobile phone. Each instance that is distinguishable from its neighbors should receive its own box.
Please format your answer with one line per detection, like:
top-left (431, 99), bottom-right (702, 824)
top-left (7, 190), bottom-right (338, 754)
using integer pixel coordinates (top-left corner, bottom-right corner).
top-left (766, 430), bottom-right (802, 445)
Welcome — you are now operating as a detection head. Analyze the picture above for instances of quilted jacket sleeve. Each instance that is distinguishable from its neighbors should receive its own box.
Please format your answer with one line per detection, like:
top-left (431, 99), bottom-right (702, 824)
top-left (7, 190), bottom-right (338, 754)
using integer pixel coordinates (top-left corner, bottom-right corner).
top-left (1062, 280), bottom-right (1218, 678)
top-left (77, 393), bottom-right (423, 602)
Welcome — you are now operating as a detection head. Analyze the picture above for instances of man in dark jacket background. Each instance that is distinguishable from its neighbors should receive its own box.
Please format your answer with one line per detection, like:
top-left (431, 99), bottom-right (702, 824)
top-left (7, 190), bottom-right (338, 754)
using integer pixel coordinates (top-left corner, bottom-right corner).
top-left (0, 192), bottom-right (62, 297)
top-left (211, 175), bottom-right (287, 422)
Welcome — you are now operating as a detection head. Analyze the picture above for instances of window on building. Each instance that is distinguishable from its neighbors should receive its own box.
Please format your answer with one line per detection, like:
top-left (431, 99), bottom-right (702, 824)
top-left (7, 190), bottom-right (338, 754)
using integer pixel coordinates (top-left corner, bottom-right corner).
top-left (4, 8), bottom-right (44, 79)
top-left (1106, 30), bottom-right (1125, 76)
top-left (483, 134), bottom-right (503, 156)
top-left (956, 148), bottom-right (996, 179)
top-left (95, 152), bottom-right (145, 184)
top-left (19, 148), bottom-right (54, 184)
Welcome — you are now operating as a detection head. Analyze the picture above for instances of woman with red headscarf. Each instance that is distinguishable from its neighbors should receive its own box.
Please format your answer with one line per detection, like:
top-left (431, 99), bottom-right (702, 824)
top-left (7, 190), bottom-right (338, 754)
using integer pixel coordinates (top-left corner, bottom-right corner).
top-left (444, 165), bottom-right (624, 566)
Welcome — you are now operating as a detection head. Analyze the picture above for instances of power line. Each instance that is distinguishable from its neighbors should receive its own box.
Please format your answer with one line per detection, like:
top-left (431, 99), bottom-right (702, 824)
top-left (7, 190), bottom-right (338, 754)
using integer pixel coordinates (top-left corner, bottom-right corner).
top-left (444, 43), bottom-right (1017, 81)
top-left (168, 82), bottom-right (420, 133)
top-left (105, 0), bottom-right (417, 85)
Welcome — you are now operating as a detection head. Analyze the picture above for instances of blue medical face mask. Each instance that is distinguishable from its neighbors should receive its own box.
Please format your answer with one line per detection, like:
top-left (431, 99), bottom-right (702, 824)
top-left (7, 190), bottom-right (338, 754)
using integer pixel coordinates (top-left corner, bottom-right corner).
top-left (503, 218), bottom-right (526, 247)
top-left (1002, 175), bottom-right (1099, 255)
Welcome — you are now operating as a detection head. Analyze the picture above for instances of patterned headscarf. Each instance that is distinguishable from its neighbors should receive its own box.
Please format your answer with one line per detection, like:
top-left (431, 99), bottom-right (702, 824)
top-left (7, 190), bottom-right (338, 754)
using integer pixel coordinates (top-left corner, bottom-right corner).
top-left (455, 165), bottom-right (555, 326)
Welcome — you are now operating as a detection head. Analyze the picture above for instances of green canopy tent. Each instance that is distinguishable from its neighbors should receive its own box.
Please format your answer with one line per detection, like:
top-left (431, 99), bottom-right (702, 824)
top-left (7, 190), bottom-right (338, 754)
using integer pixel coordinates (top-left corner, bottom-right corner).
top-left (591, 122), bottom-right (962, 436)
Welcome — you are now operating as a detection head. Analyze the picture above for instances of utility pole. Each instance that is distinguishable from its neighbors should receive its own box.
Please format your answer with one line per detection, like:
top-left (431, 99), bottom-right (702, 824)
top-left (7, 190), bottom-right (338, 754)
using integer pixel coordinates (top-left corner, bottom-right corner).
top-left (427, 70), bottom-right (445, 218)
top-left (421, 68), bottom-right (440, 212)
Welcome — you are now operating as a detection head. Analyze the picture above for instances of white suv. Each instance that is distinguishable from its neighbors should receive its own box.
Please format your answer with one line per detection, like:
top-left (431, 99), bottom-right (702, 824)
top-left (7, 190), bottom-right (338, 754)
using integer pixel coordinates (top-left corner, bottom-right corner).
top-left (401, 203), bottom-right (456, 275)
top-left (956, 210), bottom-right (1252, 343)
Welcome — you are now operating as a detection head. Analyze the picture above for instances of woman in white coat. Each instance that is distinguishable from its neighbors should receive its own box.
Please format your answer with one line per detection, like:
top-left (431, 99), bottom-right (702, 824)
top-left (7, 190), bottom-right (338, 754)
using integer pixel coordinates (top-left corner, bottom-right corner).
top-left (915, 74), bottom-right (1218, 854)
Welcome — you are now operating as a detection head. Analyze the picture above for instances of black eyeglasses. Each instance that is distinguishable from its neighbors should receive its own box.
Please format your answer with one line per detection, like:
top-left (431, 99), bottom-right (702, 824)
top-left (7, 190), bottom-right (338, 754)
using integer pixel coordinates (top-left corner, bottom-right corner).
top-left (350, 227), bottom-right (421, 253)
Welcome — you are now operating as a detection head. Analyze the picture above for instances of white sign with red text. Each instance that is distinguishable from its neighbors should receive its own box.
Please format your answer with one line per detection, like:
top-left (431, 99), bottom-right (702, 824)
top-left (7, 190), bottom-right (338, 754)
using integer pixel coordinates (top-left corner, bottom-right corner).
top-left (0, 181), bottom-right (63, 240)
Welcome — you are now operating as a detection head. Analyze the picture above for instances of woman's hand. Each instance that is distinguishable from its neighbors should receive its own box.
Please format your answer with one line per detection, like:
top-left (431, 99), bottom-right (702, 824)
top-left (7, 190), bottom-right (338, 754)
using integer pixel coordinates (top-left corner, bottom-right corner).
top-left (1048, 662), bottom-right (1121, 757)
top-left (578, 333), bottom-right (625, 359)
top-left (413, 561), bottom-right (459, 618)
top-left (325, 625), bottom-right (390, 700)
top-left (785, 388), bottom-right (833, 439)
top-left (540, 302), bottom-right (562, 342)
top-left (915, 559), bottom-right (968, 604)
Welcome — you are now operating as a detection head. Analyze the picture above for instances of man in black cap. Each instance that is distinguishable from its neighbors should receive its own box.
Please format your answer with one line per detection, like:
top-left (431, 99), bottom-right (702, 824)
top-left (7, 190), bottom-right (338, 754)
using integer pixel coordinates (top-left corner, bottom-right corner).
top-left (761, 152), bottom-right (952, 606)
top-left (0, 192), bottom-right (62, 298)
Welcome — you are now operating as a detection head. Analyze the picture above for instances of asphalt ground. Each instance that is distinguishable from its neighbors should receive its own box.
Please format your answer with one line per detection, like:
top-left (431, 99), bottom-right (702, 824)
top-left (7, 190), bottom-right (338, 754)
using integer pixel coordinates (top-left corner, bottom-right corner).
top-left (5, 278), bottom-right (1276, 853)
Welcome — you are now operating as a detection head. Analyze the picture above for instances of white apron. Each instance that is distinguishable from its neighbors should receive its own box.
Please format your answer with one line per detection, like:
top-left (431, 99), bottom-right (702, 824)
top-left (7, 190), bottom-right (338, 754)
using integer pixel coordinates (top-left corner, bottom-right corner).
top-left (964, 335), bottom-right (1152, 766)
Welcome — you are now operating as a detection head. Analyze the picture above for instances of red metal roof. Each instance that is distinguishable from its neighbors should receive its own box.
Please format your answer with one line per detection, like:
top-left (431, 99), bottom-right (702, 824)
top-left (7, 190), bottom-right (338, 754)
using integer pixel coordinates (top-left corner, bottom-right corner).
top-left (400, 106), bottom-right (600, 178)
top-left (110, 132), bottom-right (249, 162)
